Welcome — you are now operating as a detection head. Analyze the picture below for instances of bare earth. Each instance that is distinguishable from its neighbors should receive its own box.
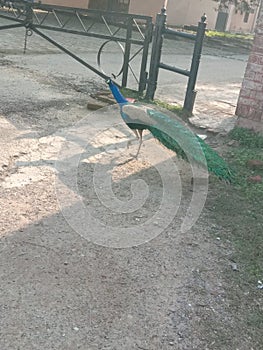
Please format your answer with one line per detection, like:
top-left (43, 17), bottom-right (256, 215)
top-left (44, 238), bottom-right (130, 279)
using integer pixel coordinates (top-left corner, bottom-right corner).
top-left (0, 19), bottom-right (259, 350)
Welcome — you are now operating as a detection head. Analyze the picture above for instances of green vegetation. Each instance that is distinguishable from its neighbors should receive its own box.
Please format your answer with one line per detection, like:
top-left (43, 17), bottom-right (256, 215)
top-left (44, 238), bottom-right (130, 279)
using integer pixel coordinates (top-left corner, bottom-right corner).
top-left (229, 126), bottom-right (263, 148)
top-left (207, 127), bottom-right (263, 340)
top-left (206, 30), bottom-right (254, 41)
top-left (214, 127), bottom-right (263, 279)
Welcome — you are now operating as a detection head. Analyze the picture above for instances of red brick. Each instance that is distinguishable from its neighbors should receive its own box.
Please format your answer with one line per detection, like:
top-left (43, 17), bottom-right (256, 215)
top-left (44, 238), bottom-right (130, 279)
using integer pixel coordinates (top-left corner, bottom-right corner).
top-left (249, 53), bottom-right (263, 65)
top-left (247, 160), bottom-right (263, 170)
top-left (253, 73), bottom-right (263, 83)
top-left (240, 89), bottom-right (252, 98)
top-left (252, 72), bottom-right (263, 82)
top-left (236, 104), bottom-right (250, 117)
top-left (239, 97), bottom-right (258, 108)
top-left (244, 70), bottom-right (255, 81)
top-left (247, 62), bottom-right (263, 74)
top-left (249, 90), bottom-right (257, 99)
top-left (255, 90), bottom-right (263, 101)
top-left (253, 47), bottom-right (263, 56)
top-left (242, 79), bottom-right (262, 91)
top-left (247, 175), bottom-right (262, 184)
top-left (251, 110), bottom-right (263, 122)
top-left (236, 11), bottom-right (263, 129)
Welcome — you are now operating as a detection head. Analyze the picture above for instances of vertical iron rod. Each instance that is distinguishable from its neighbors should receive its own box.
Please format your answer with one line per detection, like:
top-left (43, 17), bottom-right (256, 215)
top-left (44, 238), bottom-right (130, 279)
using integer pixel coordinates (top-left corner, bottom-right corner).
top-left (183, 14), bottom-right (207, 113)
top-left (138, 18), bottom-right (153, 94)
top-left (122, 16), bottom-right (133, 87)
top-left (145, 7), bottom-right (166, 100)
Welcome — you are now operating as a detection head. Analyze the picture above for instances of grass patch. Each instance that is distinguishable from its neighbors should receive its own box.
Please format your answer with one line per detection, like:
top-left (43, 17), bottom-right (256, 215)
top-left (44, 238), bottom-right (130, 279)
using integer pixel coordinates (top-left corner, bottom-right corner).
top-left (229, 127), bottom-right (263, 148)
top-left (206, 127), bottom-right (263, 341)
top-left (206, 30), bottom-right (253, 41)
top-left (210, 127), bottom-right (263, 281)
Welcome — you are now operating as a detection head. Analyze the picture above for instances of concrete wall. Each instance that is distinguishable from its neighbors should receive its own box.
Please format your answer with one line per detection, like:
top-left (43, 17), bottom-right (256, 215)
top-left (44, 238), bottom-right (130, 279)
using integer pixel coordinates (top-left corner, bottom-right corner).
top-left (227, 5), bottom-right (259, 33)
top-left (236, 4), bottom-right (263, 132)
top-left (41, 0), bottom-right (90, 8)
top-left (129, 0), bottom-right (163, 19)
top-left (129, 0), bottom-right (217, 28)
top-left (166, 0), bottom-right (217, 29)
top-left (39, 0), bottom-right (259, 32)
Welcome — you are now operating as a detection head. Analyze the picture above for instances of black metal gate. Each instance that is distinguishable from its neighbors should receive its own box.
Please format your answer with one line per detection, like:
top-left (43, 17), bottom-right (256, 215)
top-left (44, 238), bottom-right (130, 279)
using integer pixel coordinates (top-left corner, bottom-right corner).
top-left (146, 7), bottom-right (207, 113)
top-left (0, 0), bottom-right (153, 93)
top-left (0, 1), bottom-right (206, 113)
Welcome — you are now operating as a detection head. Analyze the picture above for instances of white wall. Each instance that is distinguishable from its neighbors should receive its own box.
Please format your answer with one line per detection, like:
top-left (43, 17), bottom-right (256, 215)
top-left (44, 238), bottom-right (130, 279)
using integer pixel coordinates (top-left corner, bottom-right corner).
top-left (166, 0), bottom-right (218, 29)
top-left (41, 0), bottom-right (89, 8)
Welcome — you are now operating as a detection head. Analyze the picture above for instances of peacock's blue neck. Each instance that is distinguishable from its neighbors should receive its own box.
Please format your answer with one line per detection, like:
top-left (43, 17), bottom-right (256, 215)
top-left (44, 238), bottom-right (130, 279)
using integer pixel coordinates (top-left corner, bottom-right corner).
top-left (108, 80), bottom-right (128, 105)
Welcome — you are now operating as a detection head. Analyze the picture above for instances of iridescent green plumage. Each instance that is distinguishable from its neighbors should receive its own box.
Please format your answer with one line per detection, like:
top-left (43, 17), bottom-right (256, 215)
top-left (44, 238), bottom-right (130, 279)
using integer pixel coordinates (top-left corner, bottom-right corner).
top-left (146, 108), bottom-right (233, 182)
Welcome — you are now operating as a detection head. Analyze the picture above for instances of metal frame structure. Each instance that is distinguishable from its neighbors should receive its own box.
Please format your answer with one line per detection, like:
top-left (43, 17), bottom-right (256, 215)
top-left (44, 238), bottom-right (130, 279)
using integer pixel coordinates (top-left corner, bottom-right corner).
top-left (0, 0), bottom-right (153, 92)
top-left (146, 7), bottom-right (207, 113)
top-left (0, 1), bottom-right (206, 113)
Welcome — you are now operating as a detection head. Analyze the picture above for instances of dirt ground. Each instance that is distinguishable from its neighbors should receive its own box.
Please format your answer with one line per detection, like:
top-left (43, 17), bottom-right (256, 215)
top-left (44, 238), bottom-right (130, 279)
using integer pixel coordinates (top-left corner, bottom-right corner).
top-left (0, 17), bottom-right (260, 350)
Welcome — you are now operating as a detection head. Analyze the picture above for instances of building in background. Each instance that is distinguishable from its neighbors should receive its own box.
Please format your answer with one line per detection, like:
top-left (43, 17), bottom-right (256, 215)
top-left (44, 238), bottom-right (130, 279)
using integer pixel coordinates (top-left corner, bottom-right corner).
top-left (41, 0), bottom-right (130, 13)
top-left (40, 0), bottom-right (260, 33)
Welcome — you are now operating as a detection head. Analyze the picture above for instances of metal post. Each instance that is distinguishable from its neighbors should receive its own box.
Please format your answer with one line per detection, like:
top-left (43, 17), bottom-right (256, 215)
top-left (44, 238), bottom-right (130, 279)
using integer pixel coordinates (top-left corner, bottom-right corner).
top-left (145, 7), bottom-right (167, 100)
top-left (138, 18), bottom-right (153, 95)
top-left (183, 14), bottom-right (207, 113)
top-left (122, 16), bottom-right (132, 87)
top-left (25, 0), bottom-right (33, 27)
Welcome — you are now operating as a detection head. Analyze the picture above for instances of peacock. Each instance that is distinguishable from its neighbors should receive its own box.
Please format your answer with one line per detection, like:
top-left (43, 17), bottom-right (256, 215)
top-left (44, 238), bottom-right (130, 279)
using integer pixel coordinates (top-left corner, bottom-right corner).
top-left (106, 79), bottom-right (233, 182)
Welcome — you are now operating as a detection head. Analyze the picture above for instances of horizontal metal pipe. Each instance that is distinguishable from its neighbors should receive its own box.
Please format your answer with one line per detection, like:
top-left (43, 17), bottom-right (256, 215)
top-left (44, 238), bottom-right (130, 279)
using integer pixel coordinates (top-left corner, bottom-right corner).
top-left (0, 22), bottom-right (25, 30)
top-left (159, 62), bottom-right (190, 77)
top-left (0, 13), bottom-right (24, 23)
top-left (35, 4), bottom-right (152, 21)
top-left (33, 24), bottom-right (144, 45)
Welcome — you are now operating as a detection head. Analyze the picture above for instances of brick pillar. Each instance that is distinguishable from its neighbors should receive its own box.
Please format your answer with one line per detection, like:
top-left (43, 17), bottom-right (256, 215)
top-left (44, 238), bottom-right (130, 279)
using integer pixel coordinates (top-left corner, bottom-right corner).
top-left (235, 3), bottom-right (263, 133)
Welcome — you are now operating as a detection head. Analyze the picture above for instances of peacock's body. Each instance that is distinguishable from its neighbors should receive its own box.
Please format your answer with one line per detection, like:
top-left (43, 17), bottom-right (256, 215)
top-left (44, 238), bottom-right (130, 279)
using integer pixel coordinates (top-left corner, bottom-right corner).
top-left (107, 80), bottom-right (233, 182)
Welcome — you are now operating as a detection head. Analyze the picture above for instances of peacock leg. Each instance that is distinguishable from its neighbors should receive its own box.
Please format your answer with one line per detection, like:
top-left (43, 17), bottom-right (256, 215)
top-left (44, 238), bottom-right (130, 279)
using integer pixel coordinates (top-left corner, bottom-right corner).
top-left (134, 129), bottom-right (143, 158)
top-left (127, 129), bottom-right (139, 149)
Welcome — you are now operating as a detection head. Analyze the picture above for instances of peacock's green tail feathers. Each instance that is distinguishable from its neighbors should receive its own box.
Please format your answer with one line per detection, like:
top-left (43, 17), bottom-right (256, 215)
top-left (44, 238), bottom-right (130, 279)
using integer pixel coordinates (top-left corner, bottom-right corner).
top-left (197, 136), bottom-right (234, 182)
top-left (148, 126), bottom-right (188, 161)
top-left (145, 109), bottom-right (233, 182)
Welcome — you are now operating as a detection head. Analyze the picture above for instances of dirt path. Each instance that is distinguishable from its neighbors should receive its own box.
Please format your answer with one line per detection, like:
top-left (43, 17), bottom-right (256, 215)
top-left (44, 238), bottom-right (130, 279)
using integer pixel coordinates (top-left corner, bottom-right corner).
top-left (0, 22), bottom-right (256, 350)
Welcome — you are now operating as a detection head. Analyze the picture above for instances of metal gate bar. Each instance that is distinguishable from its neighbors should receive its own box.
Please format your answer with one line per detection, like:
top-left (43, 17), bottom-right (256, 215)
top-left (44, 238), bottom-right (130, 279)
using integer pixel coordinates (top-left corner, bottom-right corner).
top-left (0, 21), bottom-right (23, 29)
top-left (146, 7), bottom-right (207, 113)
top-left (32, 26), bottom-right (110, 80)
